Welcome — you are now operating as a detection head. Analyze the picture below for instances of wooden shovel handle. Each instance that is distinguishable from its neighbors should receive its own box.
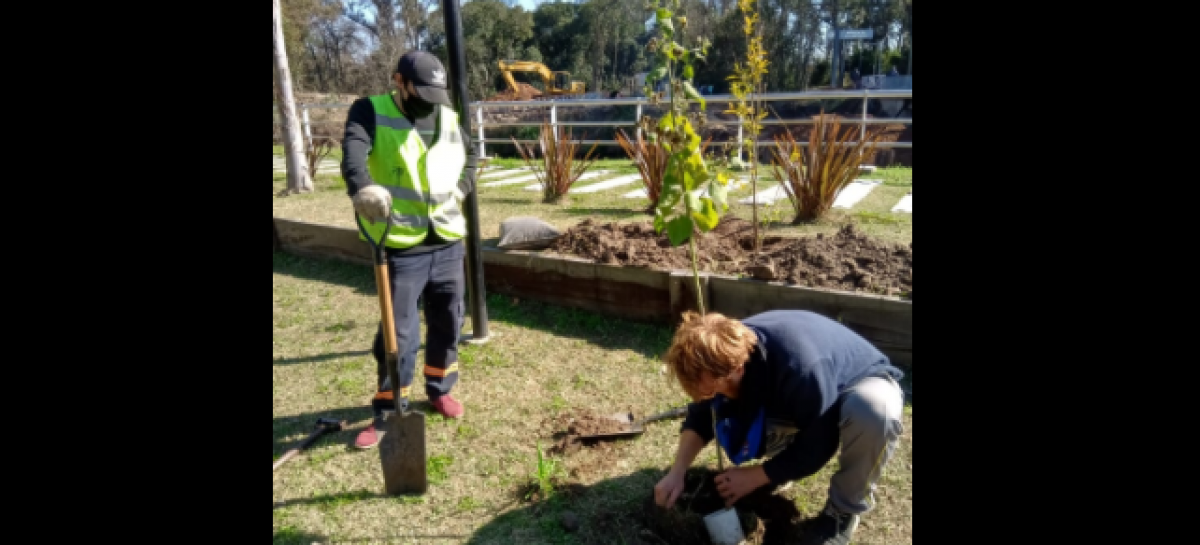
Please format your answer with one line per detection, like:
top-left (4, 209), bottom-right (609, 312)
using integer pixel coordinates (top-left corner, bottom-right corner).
top-left (356, 213), bottom-right (402, 406)
top-left (640, 406), bottom-right (688, 425)
top-left (374, 262), bottom-right (399, 356)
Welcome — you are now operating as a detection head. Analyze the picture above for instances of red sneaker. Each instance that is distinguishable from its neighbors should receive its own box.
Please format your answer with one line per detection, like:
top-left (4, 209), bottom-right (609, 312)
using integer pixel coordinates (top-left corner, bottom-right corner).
top-left (353, 423), bottom-right (380, 449)
top-left (431, 394), bottom-right (464, 418)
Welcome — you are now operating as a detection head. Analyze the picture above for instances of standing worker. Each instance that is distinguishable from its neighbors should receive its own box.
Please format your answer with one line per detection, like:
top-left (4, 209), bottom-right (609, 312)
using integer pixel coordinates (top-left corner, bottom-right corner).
top-left (340, 50), bottom-right (478, 449)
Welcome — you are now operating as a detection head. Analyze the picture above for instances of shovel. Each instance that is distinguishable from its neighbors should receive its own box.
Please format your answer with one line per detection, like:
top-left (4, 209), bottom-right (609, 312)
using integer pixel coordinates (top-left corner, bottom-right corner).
top-left (357, 213), bottom-right (427, 496)
top-left (581, 406), bottom-right (688, 440)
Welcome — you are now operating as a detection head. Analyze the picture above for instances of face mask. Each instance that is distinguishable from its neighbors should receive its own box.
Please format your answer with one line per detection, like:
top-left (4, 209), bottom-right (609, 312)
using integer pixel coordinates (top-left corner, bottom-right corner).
top-left (403, 94), bottom-right (435, 117)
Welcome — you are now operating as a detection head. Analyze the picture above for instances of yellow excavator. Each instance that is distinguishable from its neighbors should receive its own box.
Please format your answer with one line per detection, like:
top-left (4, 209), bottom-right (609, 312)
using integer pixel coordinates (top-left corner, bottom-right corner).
top-left (497, 60), bottom-right (586, 99)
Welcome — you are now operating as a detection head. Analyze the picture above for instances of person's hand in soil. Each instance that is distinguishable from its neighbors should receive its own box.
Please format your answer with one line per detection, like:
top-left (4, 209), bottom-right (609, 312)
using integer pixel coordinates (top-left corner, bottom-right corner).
top-left (654, 469), bottom-right (687, 509)
top-left (716, 466), bottom-right (771, 507)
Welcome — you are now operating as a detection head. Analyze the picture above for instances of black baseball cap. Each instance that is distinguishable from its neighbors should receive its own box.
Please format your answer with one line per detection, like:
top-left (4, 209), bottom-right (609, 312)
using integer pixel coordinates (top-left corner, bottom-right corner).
top-left (396, 51), bottom-right (452, 106)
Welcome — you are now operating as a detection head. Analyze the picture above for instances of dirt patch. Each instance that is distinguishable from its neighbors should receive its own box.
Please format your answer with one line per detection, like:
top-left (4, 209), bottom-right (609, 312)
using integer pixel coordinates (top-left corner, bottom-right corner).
top-left (549, 218), bottom-right (912, 299)
top-left (638, 467), bottom-right (805, 544)
top-left (543, 409), bottom-right (634, 456)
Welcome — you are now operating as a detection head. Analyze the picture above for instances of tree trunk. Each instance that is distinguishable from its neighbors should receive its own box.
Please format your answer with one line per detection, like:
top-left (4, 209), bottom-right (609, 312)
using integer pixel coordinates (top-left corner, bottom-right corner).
top-left (273, 0), bottom-right (313, 194)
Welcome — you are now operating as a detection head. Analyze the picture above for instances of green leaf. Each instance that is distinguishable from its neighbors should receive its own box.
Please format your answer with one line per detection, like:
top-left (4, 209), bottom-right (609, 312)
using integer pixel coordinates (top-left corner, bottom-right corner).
top-left (685, 191), bottom-right (701, 213)
top-left (685, 150), bottom-right (709, 187)
top-left (710, 181), bottom-right (729, 212)
top-left (667, 216), bottom-right (693, 246)
top-left (658, 18), bottom-right (675, 36)
top-left (663, 42), bottom-right (678, 61)
top-left (691, 198), bottom-right (719, 232)
top-left (656, 8), bottom-right (671, 21)
top-left (682, 81), bottom-right (705, 110)
top-left (683, 64), bottom-right (694, 80)
top-left (653, 209), bottom-right (667, 233)
top-left (683, 122), bottom-right (702, 154)
top-left (647, 65), bottom-right (668, 85)
top-left (657, 112), bottom-right (676, 134)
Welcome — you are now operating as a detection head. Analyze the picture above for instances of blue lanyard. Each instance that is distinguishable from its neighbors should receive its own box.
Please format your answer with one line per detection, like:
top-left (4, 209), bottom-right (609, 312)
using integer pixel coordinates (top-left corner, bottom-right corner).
top-left (712, 395), bottom-right (766, 465)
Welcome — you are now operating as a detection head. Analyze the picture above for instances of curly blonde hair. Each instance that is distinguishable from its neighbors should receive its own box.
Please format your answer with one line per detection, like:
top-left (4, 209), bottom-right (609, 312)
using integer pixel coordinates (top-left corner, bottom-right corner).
top-left (664, 311), bottom-right (757, 400)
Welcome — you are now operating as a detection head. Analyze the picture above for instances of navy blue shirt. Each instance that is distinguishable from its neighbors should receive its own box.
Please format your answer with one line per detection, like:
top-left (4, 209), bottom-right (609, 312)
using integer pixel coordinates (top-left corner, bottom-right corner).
top-left (679, 310), bottom-right (903, 484)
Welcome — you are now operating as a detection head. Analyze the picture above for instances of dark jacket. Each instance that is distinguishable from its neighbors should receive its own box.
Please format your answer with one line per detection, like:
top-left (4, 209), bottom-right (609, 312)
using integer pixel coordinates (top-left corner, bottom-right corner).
top-left (679, 310), bottom-right (903, 484)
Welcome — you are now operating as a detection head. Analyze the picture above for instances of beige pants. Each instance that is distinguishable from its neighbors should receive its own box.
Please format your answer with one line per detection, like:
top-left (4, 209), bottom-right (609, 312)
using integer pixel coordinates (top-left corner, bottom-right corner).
top-left (762, 375), bottom-right (905, 515)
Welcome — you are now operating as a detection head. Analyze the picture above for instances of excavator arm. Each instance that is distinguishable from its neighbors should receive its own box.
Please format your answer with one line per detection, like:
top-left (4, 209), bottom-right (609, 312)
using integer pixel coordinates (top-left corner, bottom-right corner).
top-left (497, 60), bottom-right (585, 97)
top-left (499, 66), bottom-right (522, 95)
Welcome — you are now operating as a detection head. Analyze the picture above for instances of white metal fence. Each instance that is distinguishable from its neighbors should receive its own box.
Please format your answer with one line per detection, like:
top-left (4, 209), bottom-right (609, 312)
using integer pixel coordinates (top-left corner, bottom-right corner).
top-left (275, 88), bottom-right (912, 160)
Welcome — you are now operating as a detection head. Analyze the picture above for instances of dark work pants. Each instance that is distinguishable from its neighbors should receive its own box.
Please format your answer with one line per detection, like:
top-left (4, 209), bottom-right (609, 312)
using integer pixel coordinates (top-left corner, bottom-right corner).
top-left (372, 241), bottom-right (464, 410)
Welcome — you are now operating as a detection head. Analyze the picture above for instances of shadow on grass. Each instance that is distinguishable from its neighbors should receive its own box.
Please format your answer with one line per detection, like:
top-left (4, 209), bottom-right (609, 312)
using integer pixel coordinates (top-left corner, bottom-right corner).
top-left (273, 400), bottom-right (452, 457)
top-left (274, 252), bottom-right (913, 387)
top-left (274, 251), bottom-right (676, 360)
top-left (465, 292), bottom-right (675, 361)
top-left (273, 251), bottom-right (374, 294)
top-left (275, 504), bottom-right (468, 543)
top-left (273, 405), bottom-right (375, 457)
top-left (273, 350), bottom-right (372, 366)
top-left (462, 466), bottom-right (824, 545)
top-left (273, 526), bottom-right (327, 545)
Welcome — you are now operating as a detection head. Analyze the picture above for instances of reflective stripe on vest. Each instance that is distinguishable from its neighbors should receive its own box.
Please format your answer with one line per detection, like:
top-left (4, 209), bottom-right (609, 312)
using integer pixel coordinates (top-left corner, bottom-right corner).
top-left (358, 94), bottom-right (468, 249)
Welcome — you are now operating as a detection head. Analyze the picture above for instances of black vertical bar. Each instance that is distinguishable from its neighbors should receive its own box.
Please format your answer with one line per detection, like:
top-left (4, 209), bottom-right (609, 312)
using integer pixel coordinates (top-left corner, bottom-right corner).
top-left (440, 0), bottom-right (489, 342)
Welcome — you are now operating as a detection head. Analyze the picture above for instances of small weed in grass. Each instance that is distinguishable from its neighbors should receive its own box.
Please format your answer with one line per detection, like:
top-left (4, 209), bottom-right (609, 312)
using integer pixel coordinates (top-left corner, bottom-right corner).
top-left (549, 394), bottom-right (568, 414)
top-left (455, 424), bottom-right (480, 439)
top-left (571, 373), bottom-right (592, 389)
top-left (316, 490), bottom-right (375, 511)
top-left (460, 345), bottom-right (510, 369)
top-left (307, 449), bottom-right (337, 465)
top-left (334, 377), bottom-right (362, 395)
top-left (529, 442), bottom-right (561, 500)
top-left (324, 321), bottom-right (354, 332)
top-left (457, 496), bottom-right (480, 511)
top-left (428, 454), bottom-right (453, 484)
top-left (397, 495), bottom-right (425, 505)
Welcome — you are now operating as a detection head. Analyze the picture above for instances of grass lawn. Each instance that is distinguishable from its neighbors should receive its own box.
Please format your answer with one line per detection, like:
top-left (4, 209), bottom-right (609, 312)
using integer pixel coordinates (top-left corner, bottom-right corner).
top-left (273, 251), bottom-right (912, 544)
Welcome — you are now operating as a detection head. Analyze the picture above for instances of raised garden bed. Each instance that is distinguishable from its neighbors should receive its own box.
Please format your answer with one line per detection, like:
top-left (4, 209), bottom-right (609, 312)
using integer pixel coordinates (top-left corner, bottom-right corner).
top-left (273, 217), bottom-right (912, 368)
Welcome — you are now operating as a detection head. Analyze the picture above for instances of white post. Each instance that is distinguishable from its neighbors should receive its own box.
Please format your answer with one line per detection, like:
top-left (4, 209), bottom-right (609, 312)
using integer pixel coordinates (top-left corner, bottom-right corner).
top-left (736, 117), bottom-right (744, 162)
top-left (635, 103), bottom-right (643, 142)
top-left (550, 103), bottom-right (558, 144)
top-left (860, 89), bottom-right (869, 163)
top-left (861, 89), bottom-right (868, 143)
top-left (476, 104), bottom-right (485, 158)
top-left (301, 105), bottom-right (313, 152)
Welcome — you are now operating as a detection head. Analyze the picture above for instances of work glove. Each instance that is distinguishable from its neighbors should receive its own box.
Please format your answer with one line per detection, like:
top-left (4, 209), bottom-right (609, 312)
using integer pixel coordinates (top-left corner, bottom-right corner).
top-left (352, 185), bottom-right (392, 222)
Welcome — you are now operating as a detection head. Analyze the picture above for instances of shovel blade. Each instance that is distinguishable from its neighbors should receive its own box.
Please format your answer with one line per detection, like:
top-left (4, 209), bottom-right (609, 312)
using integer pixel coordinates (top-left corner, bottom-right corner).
top-left (378, 411), bottom-right (427, 495)
top-left (581, 412), bottom-right (644, 439)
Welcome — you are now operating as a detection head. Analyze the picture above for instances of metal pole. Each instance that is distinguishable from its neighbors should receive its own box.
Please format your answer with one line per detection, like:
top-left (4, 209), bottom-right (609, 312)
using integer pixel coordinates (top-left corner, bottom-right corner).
top-left (440, 0), bottom-right (489, 343)
top-left (861, 89), bottom-right (868, 142)
top-left (830, 27), bottom-right (840, 88)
